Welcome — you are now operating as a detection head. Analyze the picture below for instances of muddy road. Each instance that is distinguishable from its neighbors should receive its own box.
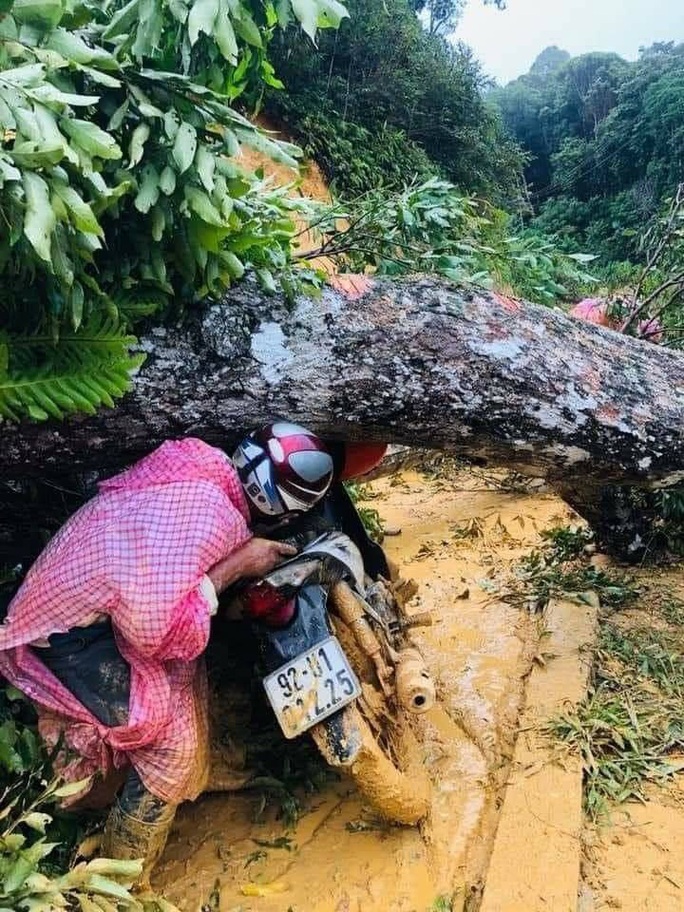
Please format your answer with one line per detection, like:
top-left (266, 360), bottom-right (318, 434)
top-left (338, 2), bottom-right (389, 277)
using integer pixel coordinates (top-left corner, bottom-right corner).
top-left (155, 469), bottom-right (574, 911)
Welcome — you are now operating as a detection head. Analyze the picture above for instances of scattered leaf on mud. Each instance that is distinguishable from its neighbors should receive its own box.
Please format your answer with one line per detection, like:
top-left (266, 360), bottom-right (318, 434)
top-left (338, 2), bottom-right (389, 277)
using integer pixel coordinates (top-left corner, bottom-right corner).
top-left (241, 880), bottom-right (289, 896)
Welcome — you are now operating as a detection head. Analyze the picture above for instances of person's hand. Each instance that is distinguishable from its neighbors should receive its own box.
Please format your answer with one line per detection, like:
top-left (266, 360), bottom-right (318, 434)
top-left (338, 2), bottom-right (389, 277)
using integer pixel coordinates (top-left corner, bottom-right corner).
top-left (207, 538), bottom-right (297, 594)
top-left (234, 538), bottom-right (297, 578)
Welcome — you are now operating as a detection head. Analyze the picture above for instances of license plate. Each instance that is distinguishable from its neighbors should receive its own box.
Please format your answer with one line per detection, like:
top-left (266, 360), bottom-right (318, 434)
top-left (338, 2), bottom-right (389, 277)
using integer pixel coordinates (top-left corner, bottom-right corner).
top-left (263, 637), bottom-right (361, 739)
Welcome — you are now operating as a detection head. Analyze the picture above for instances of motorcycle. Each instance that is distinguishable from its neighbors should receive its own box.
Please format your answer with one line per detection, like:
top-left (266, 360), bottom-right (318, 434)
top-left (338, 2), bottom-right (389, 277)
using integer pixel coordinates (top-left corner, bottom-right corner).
top-left (236, 483), bottom-right (435, 825)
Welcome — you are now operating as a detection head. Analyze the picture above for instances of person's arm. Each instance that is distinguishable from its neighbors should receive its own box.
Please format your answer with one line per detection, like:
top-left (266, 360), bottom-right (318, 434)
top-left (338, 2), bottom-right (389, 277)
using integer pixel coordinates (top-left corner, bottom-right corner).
top-left (207, 537), bottom-right (297, 595)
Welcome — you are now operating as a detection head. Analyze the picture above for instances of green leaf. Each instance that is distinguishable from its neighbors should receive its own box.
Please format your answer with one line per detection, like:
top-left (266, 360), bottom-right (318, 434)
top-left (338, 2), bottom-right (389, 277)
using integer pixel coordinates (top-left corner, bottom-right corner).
top-left (214, 1), bottom-right (238, 62)
top-left (128, 84), bottom-right (164, 118)
top-left (233, 11), bottom-right (262, 47)
top-left (273, 0), bottom-right (290, 25)
top-left (233, 126), bottom-right (299, 168)
top-left (83, 873), bottom-right (136, 900)
top-left (14, 107), bottom-right (42, 142)
top-left (131, 0), bottom-right (164, 58)
top-left (70, 281), bottom-right (84, 330)
top-left (290, 0), bottom-right (318, 39)
top-left (50, 776), bottom-right (92, 798)
top-left (28, 83), bottom-right (100, 108)
top-left (151, 204), bottom-right (165, 240)
top-left (134, 163), bottom-right (160, 213)
top-left (163, 109), bottom-right (179, 141)
top-left (187, 0), bottom-right (218, 45)
top-left (223, 250), bottom-right (244, 278)
top-left (84, 858), bottom-right (142, 879)
top-left (107, 98), bottom-right (129, 131)
top-left (33, 106), bottom-right (76, 163)
top-left (46, 28), bottom-right (120, 70)
top-left (22, 172), bottom-right (55, 263)
top-left (185, 186), bottom-right (224, 225)
top-left (102, 0), bottom-right (142, 39)
top-left (11, 0), bottom-right (65, 28)
top-left (50, 223), bottom-right (75, 281)
top-left (195, 144), bottom-right (215, 191)
top-left (80, 65), bottom-right (122, 89)
top-left (172, 121), bottom-right (197, 174)
top-left (1, 63), bottom-right (46, 86)
top-left (159, 165), bottom-right (176, 195)
top-left (10, 141), bottom-right (64, 167)
top-left (256, 267), bottom-right (277, 292)
top-left (128, 122), bottom-right (150, 168)
top-left (567, 252), bottom-right (598, 264)
top-left (52, 183), bottom-right (102, 236)
top-left (4, 839), bottom-right (56, 892)
top-left (168, 0), bottom-right (190, 21)
top-left (23, 812), bottom-right (52, 834)
top-left (62, 118), bottom-right (122, 160)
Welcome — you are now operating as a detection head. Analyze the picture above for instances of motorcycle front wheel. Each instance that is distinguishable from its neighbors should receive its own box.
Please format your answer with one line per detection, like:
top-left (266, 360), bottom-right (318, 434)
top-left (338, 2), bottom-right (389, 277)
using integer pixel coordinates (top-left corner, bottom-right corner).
top-left (310, 581), bottom-right (431, 826)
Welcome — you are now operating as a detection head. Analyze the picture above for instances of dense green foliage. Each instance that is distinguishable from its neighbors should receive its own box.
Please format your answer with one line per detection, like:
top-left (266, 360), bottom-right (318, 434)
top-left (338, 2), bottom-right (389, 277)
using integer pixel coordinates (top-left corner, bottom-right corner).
top-left (0, 683), bottom-right (178, 909)
top-left (0, 0), bottom-right (589, 425)
top-left (267, 0), bottom-right (524, 200)
top-left (304, 177), bottom-right (594, 302)
top-left (0, 0), bottom-right (343, 423)
top-left (493, 42), bottom-right (684, 263)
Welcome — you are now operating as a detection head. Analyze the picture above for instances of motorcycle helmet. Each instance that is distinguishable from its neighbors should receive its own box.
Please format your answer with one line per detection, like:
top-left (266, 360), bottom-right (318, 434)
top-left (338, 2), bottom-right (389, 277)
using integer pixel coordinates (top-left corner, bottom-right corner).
top-left (232, 421), bottom-right (334, 518)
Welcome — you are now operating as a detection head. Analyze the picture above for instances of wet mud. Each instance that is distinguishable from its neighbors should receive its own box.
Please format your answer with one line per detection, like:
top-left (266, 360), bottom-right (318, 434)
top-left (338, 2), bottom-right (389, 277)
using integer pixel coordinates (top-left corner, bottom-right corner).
top-left (156, 469), bottom-right (574, 911)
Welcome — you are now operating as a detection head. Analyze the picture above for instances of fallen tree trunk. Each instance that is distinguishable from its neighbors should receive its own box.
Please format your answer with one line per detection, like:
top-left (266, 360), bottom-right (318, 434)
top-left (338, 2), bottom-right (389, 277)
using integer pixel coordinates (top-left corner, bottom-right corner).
top-left (3, 276), bottom-right (684, 489)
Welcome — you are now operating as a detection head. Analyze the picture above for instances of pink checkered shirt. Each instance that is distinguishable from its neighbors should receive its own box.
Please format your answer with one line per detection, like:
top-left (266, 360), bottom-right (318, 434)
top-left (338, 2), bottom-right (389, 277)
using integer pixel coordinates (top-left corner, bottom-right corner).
top-left (0, 439), bottom-right (252, 804)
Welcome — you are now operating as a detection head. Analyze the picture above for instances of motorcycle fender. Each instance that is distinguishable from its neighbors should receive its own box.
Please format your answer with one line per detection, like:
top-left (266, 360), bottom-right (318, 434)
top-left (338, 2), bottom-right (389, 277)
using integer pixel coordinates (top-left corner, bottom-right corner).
top-left (310, 704), bottom-right (363, 767)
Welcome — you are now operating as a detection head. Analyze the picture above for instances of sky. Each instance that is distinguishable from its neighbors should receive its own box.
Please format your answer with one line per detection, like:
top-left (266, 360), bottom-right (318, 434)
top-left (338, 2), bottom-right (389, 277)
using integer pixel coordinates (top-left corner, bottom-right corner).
top-left (455, 0), bottom-right (684, 84)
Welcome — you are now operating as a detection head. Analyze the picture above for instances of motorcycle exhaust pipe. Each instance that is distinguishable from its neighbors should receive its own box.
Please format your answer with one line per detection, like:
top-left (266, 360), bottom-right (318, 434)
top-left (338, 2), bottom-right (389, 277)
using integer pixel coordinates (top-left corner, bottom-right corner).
top-left (394, 648), bottom-right (436, 714)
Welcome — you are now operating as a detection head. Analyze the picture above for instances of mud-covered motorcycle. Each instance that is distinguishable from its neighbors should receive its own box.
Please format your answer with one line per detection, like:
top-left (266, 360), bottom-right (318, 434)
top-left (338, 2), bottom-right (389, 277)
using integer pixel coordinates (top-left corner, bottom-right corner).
top-left (237, 483), bottom-right (435, 825)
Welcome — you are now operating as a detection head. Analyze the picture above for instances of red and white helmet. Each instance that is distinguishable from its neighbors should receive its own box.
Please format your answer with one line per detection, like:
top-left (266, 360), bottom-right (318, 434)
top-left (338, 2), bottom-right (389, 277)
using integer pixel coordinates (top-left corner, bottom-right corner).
top-left (232, 422), bottom-right (334, 518)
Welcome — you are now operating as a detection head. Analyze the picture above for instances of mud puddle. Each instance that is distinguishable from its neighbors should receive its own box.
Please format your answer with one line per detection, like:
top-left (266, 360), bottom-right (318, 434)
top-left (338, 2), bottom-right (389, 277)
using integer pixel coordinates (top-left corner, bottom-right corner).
top-left (156, 469), bottom-right (574, 911)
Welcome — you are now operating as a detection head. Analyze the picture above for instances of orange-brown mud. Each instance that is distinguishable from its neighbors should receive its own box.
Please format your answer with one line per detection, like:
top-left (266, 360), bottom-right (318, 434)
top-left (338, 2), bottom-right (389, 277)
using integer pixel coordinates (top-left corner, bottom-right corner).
top-left (586, 800), bottom-right (684, 911)
top-left (235, 117), bottom-right (339, 275)
top-left (155, 469), bottom-right (575, 911)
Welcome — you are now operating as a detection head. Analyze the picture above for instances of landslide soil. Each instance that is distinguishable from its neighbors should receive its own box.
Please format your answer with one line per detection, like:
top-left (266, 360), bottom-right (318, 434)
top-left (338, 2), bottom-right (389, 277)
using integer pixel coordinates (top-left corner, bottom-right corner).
top-left (155, 468), bottom-right (574, 911)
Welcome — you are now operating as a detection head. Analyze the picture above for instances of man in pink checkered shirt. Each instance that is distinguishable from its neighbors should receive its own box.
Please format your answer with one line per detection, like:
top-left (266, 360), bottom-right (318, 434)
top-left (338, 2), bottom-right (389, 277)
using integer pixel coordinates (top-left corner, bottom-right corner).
top-left (0, 424), bottom-right (336, 885)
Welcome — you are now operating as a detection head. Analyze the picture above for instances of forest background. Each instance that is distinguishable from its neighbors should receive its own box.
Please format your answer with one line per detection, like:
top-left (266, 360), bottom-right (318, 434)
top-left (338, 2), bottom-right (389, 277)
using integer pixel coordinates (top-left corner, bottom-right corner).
top-left (0, 0), bottom-right (683, 906)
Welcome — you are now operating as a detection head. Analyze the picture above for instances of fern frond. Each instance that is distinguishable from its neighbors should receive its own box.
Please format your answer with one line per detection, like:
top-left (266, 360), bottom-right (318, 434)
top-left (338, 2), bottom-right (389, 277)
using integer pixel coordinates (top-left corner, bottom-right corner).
top-left (112, 287), bottom-right (170, 324)
top-left (0, 315), bottom-right (144, 422)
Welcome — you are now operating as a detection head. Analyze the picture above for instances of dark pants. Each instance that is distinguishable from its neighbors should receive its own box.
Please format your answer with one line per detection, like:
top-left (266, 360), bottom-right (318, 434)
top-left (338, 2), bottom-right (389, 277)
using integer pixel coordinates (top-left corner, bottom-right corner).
top-left (37, 621), bottom-right (169, 822)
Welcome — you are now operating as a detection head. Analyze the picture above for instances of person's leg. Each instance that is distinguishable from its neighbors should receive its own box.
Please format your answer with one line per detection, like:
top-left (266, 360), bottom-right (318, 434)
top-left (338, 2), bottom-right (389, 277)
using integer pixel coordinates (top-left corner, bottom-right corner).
top-left (37, 620), bottom-right (130, 726)
top-left (102, 769), bottom-right (176, 888)
top-left (37, 622), bottom-right (177, 885)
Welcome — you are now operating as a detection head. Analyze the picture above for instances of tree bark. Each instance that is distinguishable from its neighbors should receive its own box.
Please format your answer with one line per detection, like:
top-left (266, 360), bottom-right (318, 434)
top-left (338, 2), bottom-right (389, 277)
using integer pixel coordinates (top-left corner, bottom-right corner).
top-left (3, 275), bottom-right (684, 490)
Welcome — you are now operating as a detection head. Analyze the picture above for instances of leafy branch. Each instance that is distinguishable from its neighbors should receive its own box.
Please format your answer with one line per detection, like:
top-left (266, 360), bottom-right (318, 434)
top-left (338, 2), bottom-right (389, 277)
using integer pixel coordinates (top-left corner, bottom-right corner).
top-left (0, 0), bottom-right (348, 422)
top-left (621, 184), bottom-right (684, 334)
top-left (295, 178), bottom-right (595, 302)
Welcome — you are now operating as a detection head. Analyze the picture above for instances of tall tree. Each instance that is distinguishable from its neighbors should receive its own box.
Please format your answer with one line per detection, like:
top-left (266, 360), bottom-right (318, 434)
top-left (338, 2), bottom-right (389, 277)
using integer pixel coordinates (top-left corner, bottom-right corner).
top-left (493, 42), bottom-right (684, 261)
top-left (4, 276), bottom-right (684, 567)
top-left (267, 0), bottom-right (523, 200)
